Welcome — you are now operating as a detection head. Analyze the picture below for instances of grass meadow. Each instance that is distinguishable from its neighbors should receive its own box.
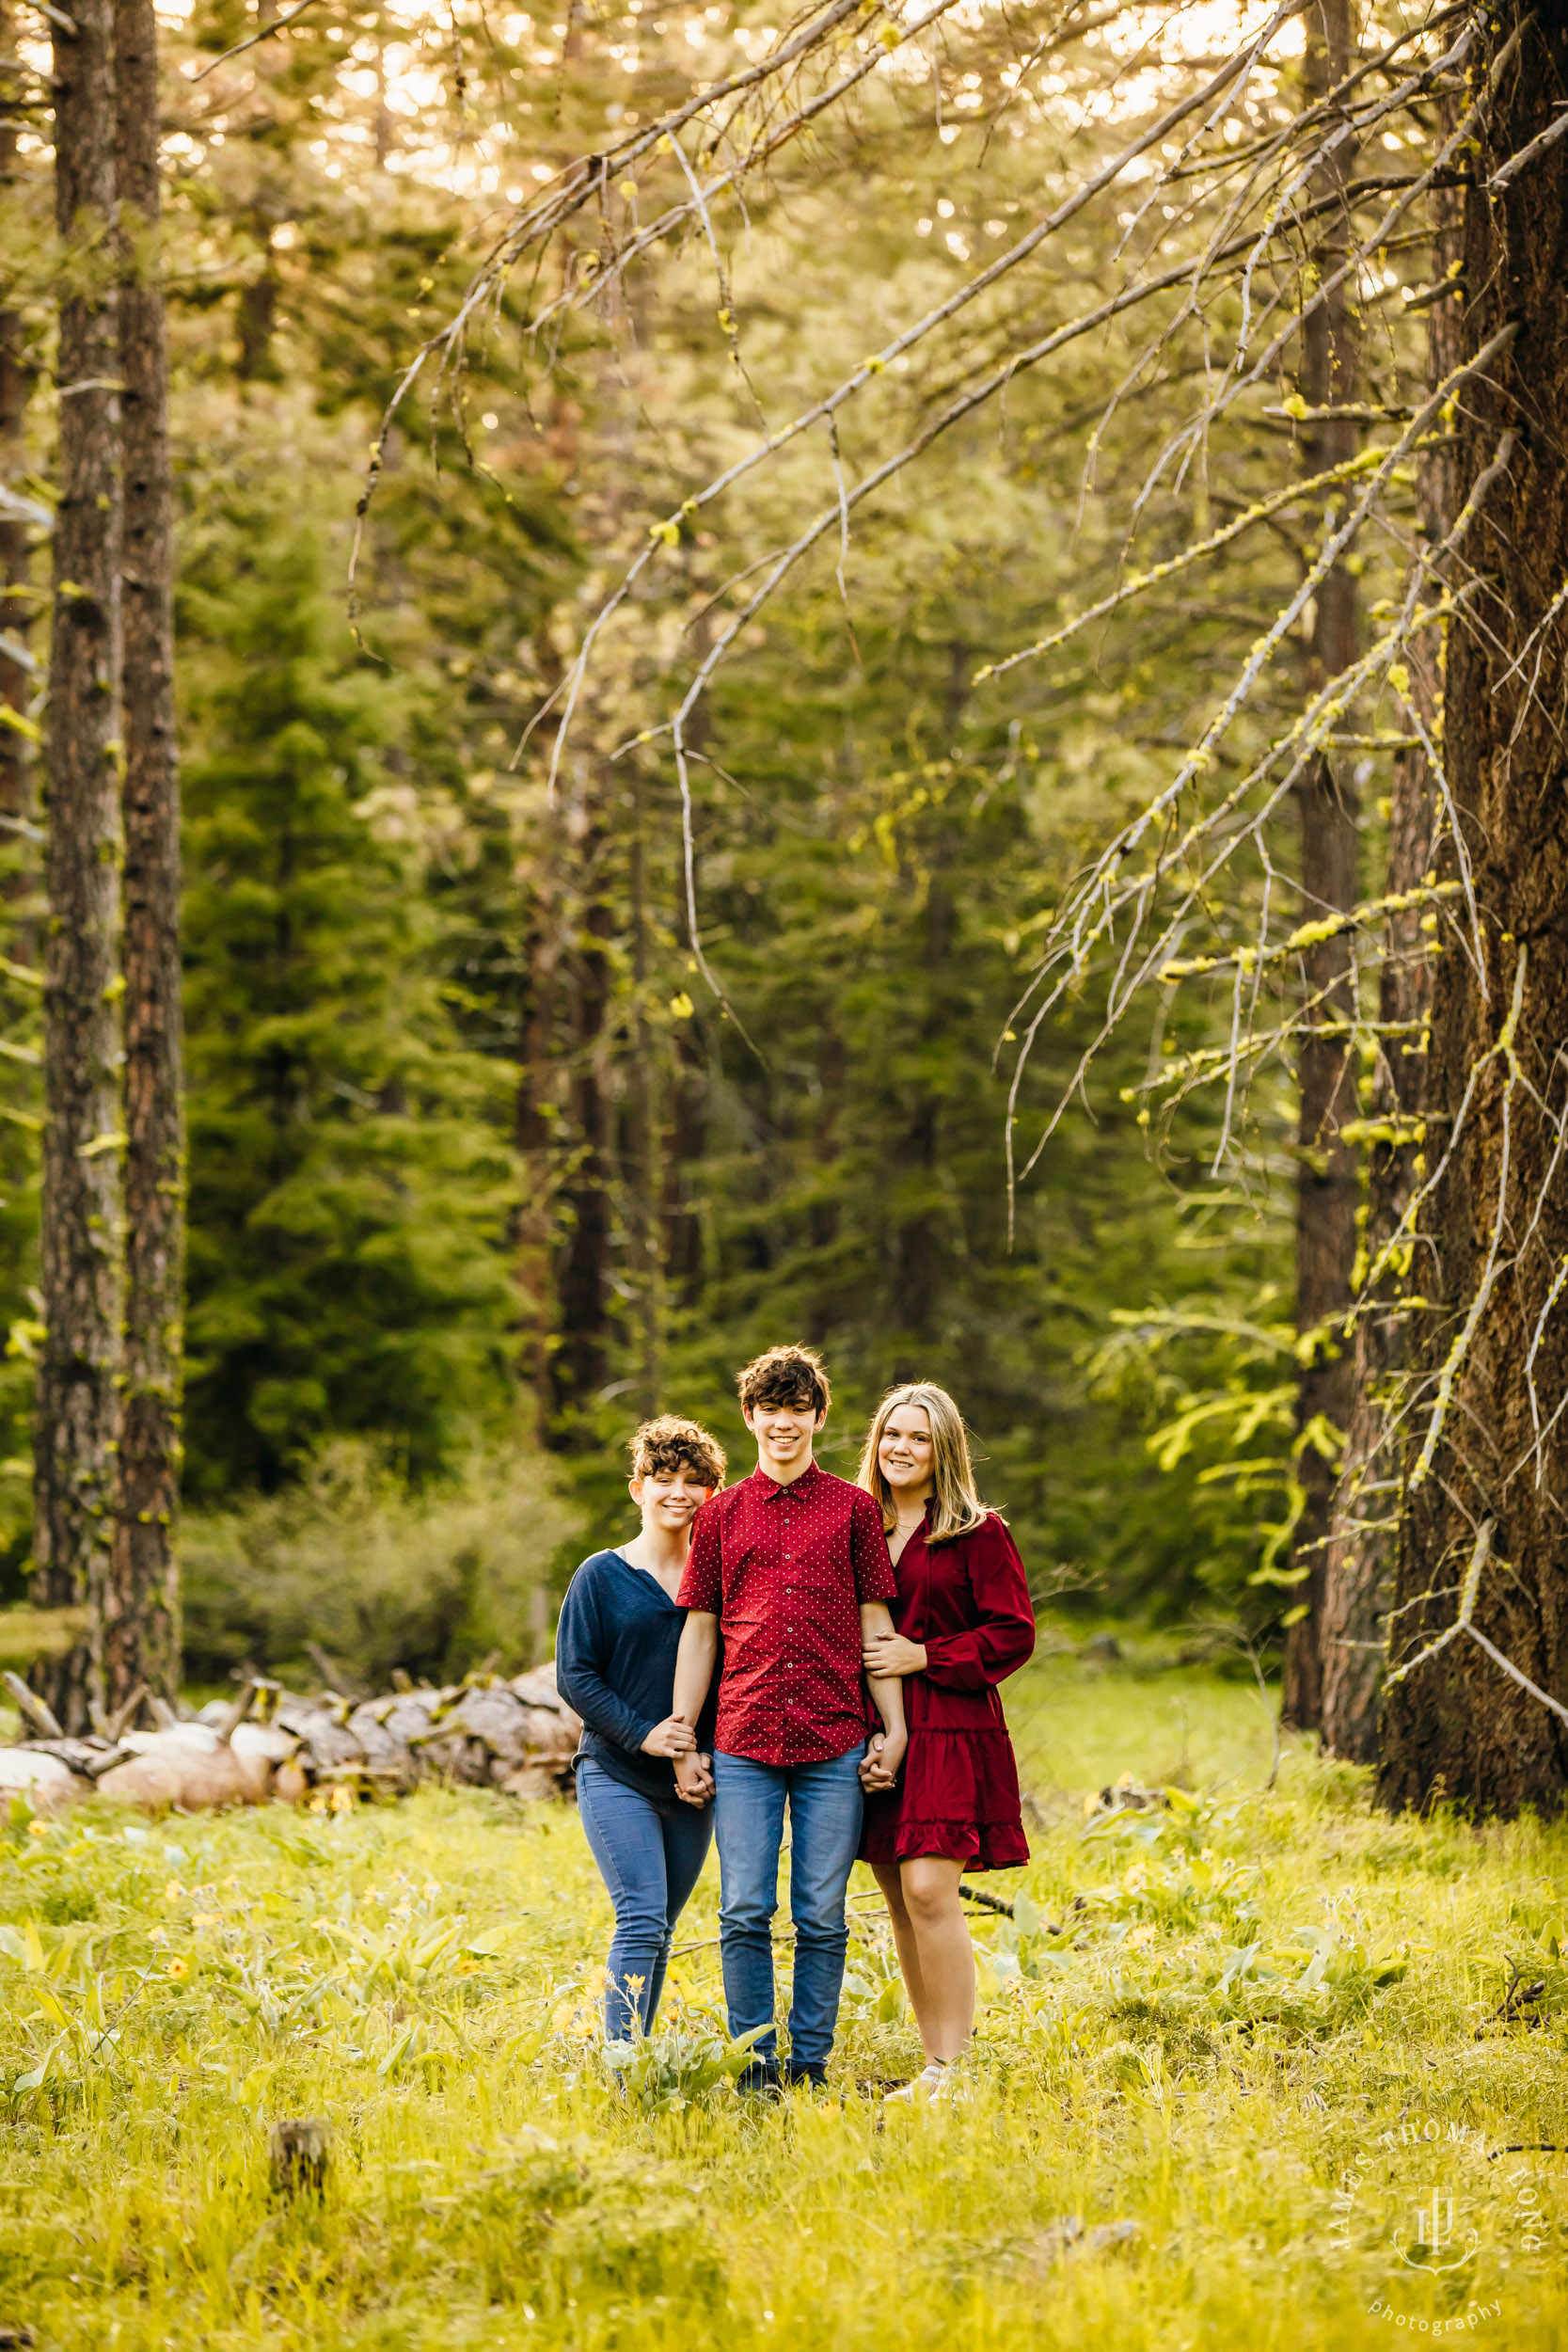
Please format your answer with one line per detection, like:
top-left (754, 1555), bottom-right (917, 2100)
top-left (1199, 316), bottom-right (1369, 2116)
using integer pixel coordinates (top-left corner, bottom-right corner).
top-left (2, 1646), bottom-right (1566, 2350)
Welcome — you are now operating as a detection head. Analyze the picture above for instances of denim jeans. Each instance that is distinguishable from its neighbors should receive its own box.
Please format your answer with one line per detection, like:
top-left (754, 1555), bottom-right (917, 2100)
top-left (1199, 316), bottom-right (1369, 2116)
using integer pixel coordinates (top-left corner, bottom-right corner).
top-left (577, 1760), bottom-right (715, 2038)
top-left (713, 1745), bottom-right (864, 2081)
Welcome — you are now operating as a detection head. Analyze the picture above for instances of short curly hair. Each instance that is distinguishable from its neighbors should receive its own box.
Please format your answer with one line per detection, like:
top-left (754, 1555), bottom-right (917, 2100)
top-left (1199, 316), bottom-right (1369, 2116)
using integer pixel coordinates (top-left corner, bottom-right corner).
top-left (629, 1414), bottom-right (727, 1487)
top-left (736, 1344), bottom-right (831, 1417)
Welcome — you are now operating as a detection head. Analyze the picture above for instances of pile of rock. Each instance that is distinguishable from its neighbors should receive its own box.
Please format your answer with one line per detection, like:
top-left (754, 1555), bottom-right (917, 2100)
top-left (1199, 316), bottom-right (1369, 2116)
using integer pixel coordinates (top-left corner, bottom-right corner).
top-left (0, 1663), bottom-right (582, 1815)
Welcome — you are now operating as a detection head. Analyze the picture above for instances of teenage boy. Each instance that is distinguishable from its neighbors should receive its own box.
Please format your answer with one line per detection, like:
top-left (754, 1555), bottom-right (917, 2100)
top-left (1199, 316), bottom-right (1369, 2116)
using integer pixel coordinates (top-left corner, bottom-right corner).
top-left (672, 1345), bottom-right (906, 2090)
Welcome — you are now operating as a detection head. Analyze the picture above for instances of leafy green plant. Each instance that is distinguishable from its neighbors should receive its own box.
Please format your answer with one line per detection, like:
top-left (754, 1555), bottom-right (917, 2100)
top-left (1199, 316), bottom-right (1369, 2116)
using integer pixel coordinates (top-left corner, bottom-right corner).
top-left (599, 2021), bottom-right (767, 2113)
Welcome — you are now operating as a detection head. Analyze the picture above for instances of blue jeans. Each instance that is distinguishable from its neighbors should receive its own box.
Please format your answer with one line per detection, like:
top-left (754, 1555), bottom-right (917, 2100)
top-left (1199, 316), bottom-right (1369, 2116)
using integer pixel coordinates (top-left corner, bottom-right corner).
top-left (714, 1745), bottom-right (864, 2081)
top-left (577, 1761), bottom-right (714, 2039)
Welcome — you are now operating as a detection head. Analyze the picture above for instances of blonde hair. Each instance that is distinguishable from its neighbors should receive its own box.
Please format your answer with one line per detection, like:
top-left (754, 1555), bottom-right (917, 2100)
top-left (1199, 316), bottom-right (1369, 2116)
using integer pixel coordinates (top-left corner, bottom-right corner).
top-left (856, 1383), bottom-right (990, 1547)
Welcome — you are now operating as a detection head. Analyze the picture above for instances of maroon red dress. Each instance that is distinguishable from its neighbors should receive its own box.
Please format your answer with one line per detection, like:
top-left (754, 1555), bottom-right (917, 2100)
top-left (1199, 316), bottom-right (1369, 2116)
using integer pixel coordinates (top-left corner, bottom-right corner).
top-left (860, 1510), bottom-right (1036, 1871)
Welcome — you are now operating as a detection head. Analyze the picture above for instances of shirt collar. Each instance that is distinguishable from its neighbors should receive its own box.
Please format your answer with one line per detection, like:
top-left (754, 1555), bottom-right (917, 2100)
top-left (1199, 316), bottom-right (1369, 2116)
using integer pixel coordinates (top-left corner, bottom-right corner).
top-left (749, 1459), bottom-right (824, 1501)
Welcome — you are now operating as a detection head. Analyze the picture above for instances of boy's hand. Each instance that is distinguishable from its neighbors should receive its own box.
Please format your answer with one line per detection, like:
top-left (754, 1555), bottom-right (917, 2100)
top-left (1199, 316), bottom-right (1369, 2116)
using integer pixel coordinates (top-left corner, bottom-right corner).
top-left (674, 1749), bottom-right (715, 1804)
top-left (859, 1728), bottom-right (906, 1792)
top-left (641, 1715), bottom-right (697, 1758)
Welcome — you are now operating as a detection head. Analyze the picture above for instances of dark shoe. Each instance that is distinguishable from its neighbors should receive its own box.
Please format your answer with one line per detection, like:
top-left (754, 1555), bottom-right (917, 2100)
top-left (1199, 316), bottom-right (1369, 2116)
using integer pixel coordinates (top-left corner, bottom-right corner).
top-left (736, 2061), bottom-right (783, 2099)
top-left (784, 2061), bottom-right (828, 2091)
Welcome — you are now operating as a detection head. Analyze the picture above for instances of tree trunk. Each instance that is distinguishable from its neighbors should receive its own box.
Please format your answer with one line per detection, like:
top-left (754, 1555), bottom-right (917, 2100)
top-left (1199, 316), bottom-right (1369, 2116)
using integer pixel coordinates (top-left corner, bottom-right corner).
top-left (36, 0), bottom-right (122, 1733)
top-left (551, 766), bottom-right (611, 1433)
top-left (663, 1014), bottom-right (706, 1310)
top-left (1319, 151), bottom-right (1463, 1765)
top-left (515, 879), bottom-right (560, 1440)
top-left (112, 0), bottom-right (182, 1708)
top-left (1378, 3), bottom-right (1568, 1818)
top-left (1280, 0), bottom-right (1361, 1733)
top-left (624, 766), bottom-right (661, 1420)
top-left (1318, 702), bottom-right (1436, 1760)
top-left (0, 0), bottom-right (36, 847)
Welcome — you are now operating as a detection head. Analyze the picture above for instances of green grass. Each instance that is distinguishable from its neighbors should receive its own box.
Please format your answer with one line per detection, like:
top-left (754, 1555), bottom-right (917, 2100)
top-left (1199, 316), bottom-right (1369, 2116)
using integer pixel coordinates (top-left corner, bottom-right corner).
top-left (2, 1649), bottom-right (1566, 2349)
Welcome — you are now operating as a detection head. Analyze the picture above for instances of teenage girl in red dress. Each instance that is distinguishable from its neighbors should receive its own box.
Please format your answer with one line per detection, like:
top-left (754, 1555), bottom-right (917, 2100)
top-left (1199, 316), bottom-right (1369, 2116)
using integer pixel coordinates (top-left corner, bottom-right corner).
top-left (857, 1382), bottom-right (1035, 2101)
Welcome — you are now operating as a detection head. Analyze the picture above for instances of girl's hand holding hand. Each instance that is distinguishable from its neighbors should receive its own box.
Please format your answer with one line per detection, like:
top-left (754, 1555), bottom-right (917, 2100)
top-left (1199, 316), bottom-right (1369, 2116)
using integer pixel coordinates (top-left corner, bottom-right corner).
top-left (862, 1632), bottom-right (927, 1678)
top-left (674, 1750), bottom-right (715, 1805)
top-left (641, 1715), bottom-right (697, 1758)
top-left (859, 1728), bottom-right (907, 1791)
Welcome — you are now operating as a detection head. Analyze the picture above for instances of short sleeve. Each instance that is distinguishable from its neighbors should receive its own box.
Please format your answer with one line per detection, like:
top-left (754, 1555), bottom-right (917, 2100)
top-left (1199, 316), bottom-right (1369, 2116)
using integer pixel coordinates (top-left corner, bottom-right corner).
top-left (676, 1494), bottom-right (723, 1613)
top-left (849, 1487), bottom-right (897, 1604)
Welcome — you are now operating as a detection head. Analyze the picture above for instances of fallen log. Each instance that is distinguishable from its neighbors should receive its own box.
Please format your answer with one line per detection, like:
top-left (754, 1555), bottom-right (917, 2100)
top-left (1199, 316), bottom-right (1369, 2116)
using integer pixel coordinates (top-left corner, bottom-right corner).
top-left (0, 1660), bottom-right (582, 1814)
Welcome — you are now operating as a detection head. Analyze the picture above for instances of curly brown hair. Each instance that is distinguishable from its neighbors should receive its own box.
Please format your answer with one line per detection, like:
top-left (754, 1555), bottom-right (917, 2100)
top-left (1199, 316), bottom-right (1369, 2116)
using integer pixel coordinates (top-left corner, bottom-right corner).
top-left (629, 1414), bottom-right (727, 1488)
top-left (736, 1344), bottom-right (832, 1418)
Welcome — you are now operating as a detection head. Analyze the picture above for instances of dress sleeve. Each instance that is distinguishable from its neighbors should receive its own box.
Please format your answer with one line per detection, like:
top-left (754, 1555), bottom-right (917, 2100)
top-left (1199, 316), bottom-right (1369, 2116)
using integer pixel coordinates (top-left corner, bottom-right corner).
top-left (553, 1565), bottom-right (657, 1756)
top-left (921, 1518), bottom-right (1036, 1692)
top-left (849, 1486), bottom-right (898, 1604)
top-left (675, 1495), bottom-right (723, 1613)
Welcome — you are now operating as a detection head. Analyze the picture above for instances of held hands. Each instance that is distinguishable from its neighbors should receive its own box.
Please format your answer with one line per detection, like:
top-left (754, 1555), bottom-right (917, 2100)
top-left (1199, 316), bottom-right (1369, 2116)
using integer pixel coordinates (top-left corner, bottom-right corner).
top-left (862, 1631), bottom-right (927, 1679)
top-left (641, 1714), bottom-right (698, 1760)
top-left (673, 1748), bottom-right (716, 1805)
top-left (859, 1727), bottom-right (907, 1793)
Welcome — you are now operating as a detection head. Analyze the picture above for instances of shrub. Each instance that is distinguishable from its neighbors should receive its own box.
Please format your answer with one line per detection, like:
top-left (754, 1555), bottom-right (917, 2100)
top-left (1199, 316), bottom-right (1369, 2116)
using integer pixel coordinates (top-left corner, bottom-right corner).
top-left (179, 1440), bottom-right (580, 1689)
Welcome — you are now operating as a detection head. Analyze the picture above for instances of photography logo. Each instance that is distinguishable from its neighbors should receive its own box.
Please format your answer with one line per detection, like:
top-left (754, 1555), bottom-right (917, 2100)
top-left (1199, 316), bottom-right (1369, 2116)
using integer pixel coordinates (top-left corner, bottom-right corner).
top-left (1327, 2112), bottom-right (1553, 2332)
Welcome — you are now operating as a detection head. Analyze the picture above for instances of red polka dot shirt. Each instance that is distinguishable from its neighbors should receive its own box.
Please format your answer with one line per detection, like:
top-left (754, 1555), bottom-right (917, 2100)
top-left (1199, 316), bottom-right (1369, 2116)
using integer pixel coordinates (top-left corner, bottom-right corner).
top-left (676, 1461), bottom-right (897, 1767)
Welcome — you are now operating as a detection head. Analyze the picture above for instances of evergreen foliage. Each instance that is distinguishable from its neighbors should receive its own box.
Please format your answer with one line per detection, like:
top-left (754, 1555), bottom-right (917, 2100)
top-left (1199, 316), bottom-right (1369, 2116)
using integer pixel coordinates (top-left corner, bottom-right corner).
top-left (178, 498), bottom-right (518, 1494)
top-left (5, 0), bottom-right (1441, 1665)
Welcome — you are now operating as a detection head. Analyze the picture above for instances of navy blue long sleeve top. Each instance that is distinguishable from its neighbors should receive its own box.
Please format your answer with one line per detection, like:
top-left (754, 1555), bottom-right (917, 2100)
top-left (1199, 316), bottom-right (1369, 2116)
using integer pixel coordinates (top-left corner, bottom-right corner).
top-left (555, 1548), bottom-right (718, 1804)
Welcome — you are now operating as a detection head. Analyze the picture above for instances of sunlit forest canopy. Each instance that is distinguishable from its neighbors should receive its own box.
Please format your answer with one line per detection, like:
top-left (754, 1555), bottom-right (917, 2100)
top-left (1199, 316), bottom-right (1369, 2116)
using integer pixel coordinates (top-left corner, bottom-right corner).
top-left (8, 0), bottom-right (1566, 1772)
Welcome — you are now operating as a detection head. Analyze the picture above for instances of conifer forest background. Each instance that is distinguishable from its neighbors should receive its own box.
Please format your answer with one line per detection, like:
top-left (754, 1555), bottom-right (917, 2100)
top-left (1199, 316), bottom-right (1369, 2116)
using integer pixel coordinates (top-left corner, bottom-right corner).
top-left (4, 0), bottom-right (1568, 1812)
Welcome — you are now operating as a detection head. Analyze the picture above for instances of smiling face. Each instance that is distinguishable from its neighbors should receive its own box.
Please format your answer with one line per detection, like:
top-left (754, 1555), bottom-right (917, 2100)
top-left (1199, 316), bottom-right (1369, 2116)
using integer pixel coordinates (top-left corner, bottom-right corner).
top-left (743, 1394), bottom-right (825, 1474)
top-left (629, 1464), bottom-right (714, 1535)
top-left (879, 1404), bottom-right (935, 1502)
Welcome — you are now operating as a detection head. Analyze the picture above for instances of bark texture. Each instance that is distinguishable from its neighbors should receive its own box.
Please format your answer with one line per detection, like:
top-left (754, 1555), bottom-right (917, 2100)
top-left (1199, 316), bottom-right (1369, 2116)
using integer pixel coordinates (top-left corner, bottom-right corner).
top-left (38, 0), bottom-right (123, 1733)
top-left (1280, 0), bottom-right (1361, 1733)
top-left (1319, 157), bottom-right (1462, 1765)
top-left (112, 0), bottom-right (182, 1706)
top-left (0, 0), bottom-right (35, 843)
top-left (1378, 5), bottom-right (1568, 1817)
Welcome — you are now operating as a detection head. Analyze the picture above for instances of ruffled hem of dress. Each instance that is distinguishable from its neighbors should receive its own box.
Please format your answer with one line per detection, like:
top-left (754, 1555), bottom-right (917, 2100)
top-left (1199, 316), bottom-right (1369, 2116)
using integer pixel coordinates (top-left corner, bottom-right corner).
top-left (859, 1813), bottom-right (1029, 1869)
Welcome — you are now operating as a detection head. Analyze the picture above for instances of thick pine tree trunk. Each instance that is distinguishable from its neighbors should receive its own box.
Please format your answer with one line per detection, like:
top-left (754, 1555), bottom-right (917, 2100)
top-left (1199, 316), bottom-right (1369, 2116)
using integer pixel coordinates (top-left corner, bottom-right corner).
top-left (111, 0), bottom-right (182, 1708)
top-left (1280, 0), bottom-right (1361, 1732)
top-left (37, 0), bottom-right (123, 1733)
top-left (1378, 3), bottom-right (1568, 1817)
top-left (1319, 162), bottom-right (1462, 1765)
top-left (1, 0), bottom-right (34, 839)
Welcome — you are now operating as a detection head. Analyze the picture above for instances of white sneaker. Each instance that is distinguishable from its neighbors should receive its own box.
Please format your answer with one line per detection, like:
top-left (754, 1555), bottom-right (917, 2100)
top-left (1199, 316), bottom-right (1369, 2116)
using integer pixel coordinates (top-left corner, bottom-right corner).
top-left (884, 2063), bottom-right (947, 2106)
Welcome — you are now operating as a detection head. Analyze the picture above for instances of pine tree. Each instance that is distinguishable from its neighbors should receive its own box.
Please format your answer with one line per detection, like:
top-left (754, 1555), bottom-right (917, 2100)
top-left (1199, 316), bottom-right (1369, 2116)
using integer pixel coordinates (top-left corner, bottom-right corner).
top-left (177, 504), bottom-right (517, 1494)
top-left (113, 0), bottom-right (183, 1705)
top-left (37, 0), bottom-right (123, 1730)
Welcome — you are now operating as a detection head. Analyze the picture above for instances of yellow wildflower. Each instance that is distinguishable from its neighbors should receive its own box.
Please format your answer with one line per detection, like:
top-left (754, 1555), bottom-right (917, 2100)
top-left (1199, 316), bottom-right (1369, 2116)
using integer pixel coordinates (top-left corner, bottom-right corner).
top-left (164, 1879), bottom-right (183, 1902)
top-left (166, 1957), bottom-right (189, 1980)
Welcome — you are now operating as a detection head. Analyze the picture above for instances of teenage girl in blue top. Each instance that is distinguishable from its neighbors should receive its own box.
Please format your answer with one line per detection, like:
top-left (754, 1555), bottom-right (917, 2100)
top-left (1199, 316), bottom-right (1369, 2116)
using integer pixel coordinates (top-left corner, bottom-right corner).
top-left (555, 1415), bottom-right (725, 2040)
